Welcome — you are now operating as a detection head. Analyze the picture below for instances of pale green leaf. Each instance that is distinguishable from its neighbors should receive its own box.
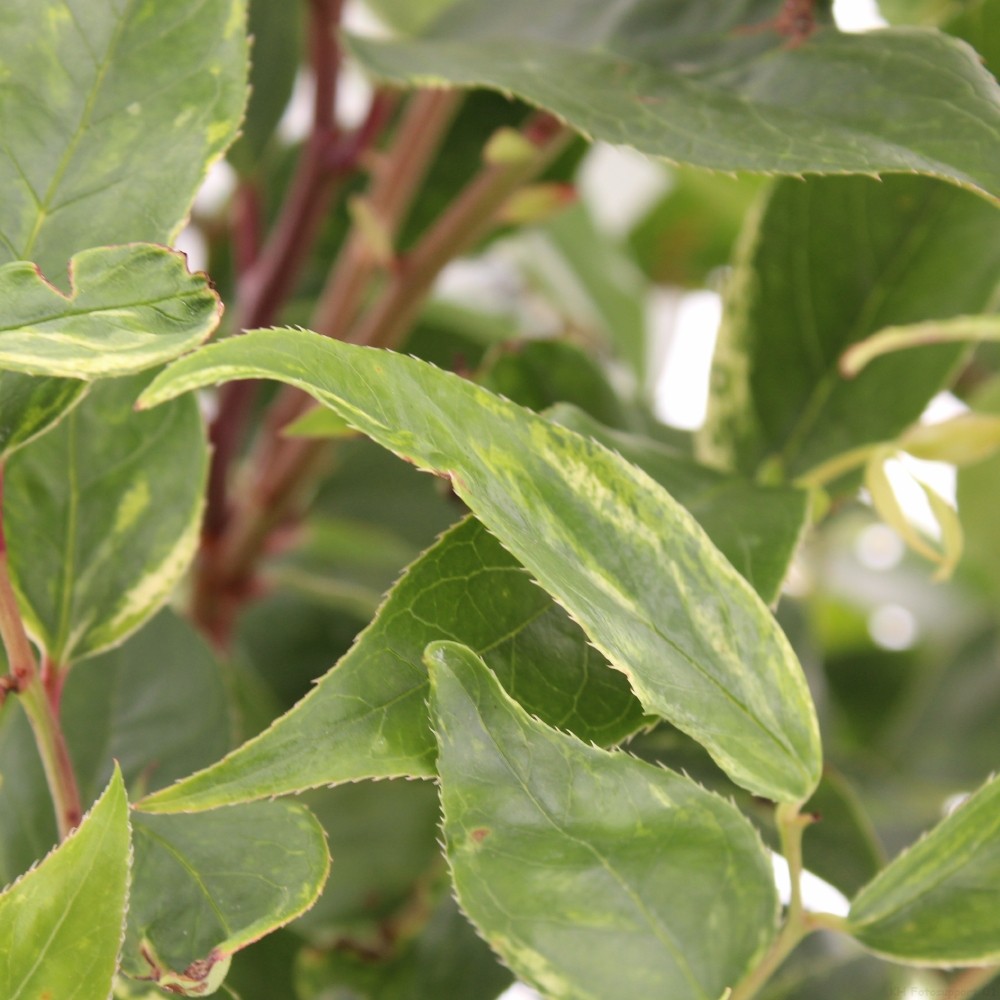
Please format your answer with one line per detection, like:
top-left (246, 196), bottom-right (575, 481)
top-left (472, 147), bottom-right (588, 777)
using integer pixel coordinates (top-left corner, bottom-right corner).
top-left (139, 329), bottom-right (822, 802)
top-left (0, 0), bottom-right (248, 277)
top-left (427, 641), bottom-right (779, 1000)
top-left (548, 403), bottom-right (809, 605)
top-left (901, 414), bottom-right (1000, 467)
top-left (348, 0), bottom-right (1000, 202)
top-left (848, 774), bottom-right (1000, 965)
top-left (363, 0), bottom-right (460, 36)
top-left (5, 375), bottom-right (208, 665)
top-left (0, 373), bottom-right (86, 460)
top-left (0, 0), bottom-right (247, 452)
top-left (700, 176), bottom-right (1000, 482)
top-left (841, 315), bottom-right (1000, 378)
top-left (138, 515), bottom-right (644, 813)
top-left (122, 802), bottom-right (329, 995)
top-left (0, 245), bottom-right (221, 379)
top-left (0, 767), bottom-right (130, 1000)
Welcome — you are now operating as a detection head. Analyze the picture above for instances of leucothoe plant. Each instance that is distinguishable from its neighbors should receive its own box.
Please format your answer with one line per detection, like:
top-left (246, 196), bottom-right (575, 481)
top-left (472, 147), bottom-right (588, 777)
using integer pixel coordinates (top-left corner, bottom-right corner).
top-left (0, 1), bottom-right (999, 998)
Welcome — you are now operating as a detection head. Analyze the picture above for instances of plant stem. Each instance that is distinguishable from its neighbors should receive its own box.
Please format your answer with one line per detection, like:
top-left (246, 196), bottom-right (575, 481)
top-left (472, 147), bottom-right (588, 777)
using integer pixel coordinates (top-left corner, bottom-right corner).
top-left (348, 110), bottom-right (572, 350)
top-left (311, 88), bottom-right (463, 344)
top-left (194, 112), bottom-right (570, 645)
top-left (728, 804), bottom-right (822, 1000)
top-left (0, 470), bottom-right (81, 838)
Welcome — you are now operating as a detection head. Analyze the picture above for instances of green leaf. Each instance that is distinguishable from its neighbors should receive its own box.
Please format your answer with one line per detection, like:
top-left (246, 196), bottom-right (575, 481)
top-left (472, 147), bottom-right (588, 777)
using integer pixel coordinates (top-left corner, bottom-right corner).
top-left (364, 0), bottom-right (459, 35)
top-left (548, 403), bottom-right (809, 605)
top-left (700, 176), bottom-right (1000, 482)
top-left (296, 895), bottom-right (512, 1000)
top-left (347, 1), bottom-right (1000, 203)
top-left (426, 641), bottom-right (778, 1000)
top-left (123, 802), bottom-right (329, 995)
top-left (0, 767), bottom-right (130, 1000)
top-left (293, 780), bottom-right (442, 942)
top-left (0, 245), bottom-right (221, 379)
top-left (946, 0), bottom-right (1000, 78)
top-left (0, 372), bottom-right (87, 460)
top-left (228, 0), bottom-right (303, 172)
top-left (0, 0), bottom-right (247, 452)
top-left (0, 610), bottom-right (232, 887)
top-left (139, 515), bottom-right (644, 812)
top-left (5, 375), bottom-right (208, 665)
top-left (628, 168), bottom-right (765, 288)
top-left (848, 774), bottom-right (1000, 965)
top-left (0, 0), bottom-right (248, 277)
top-left (140, 329), bottom-right (821, 802)
top-left (479, 339), bottom-right (637, 431)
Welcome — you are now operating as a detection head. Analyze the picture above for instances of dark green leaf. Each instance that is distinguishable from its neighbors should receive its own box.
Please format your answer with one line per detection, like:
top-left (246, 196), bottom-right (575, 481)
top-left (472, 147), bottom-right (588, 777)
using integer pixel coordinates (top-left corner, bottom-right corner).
top-left (0, 245), bottom-right (221, 378)
top-left (63, 610), bottom-right (233, 804)
top-left (123, 802), bottom-right (329, 995)
top-left (700, 176), bottom-right (1000, 481)
top-left (0, 610), bottom-right (232, 886)
top-left (849, 774), bottom-right (1000, 965)
top-left (139, 515), bottom-right (644, 812)
top-left (5, 375), bottom-right (208, 665)
top-left (293, 780), bottom-right (442, 942)
top-left (140, 330), bottom-right (821, 802)
top-left (295, 895), bottom-right (512, 1000)
top-left (480, 339), bottom-right (636, 430)
top-left (628, 168), bottom-right (765, 287)
top-left (348, 1), bottom-right (1000, 202)
top-left (0, 767), bottom-right (130, 1000)
top-left (427, 641), bottom-right (778, 1000)
top-left (945, 0), bottom-right (1000, 78)
top-left (228, 0), bottom-right (303, 172)
top-left (549, 403), bottom-right (809, 604)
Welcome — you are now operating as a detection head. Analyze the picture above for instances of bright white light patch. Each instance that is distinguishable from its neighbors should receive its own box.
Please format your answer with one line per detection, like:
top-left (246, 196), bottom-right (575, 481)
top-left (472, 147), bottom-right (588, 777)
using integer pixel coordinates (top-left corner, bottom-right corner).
top-left (653, 290), bottom-right (722, 430)
top-left (855, 523), bottom-right (905, 571)
top-left (833, 0), bottom-right (888, 31)
top-left (772, 852), bottom-right (852, 917)
top-left (869, 603), bottom-right (919, 651)
top-left (578, 143), bottom-right (670, 238)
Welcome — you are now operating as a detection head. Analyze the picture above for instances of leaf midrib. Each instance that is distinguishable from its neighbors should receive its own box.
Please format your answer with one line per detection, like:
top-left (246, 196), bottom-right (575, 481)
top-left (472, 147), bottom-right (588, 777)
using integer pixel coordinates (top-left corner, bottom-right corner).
top-left (19, 0), bottom-right (136, 261)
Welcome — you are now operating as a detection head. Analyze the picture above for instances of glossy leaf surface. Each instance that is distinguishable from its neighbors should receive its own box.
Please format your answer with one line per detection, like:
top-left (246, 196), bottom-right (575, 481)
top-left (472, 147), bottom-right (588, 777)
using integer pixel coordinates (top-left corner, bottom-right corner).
top-left (123, 802), bottom-right (329, 995)
top-left (549, 404), bottom-right (808, 604)
top-left (348, 0), bottom-right (1000, 203)
top-left (701, 175), bottom-right (1000, 481)
top-left (140, 329), bottom-right (821, 802)
top-left (0, 768), bottom-right (130, 1000)
top-left (0, 245), bottom-right (221, 378)
top-left (427, 641), bottom-right (778, 1000)
top-left (849, 774), bottom-right (1000, 965)
top-left (140, 516), bottom-right (644, 812)
top-left (5, 375), bottom-right (208, 665)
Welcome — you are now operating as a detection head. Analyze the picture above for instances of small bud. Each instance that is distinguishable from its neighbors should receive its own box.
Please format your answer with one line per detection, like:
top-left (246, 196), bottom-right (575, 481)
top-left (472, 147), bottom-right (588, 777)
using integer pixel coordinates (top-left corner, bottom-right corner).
top-left (347, 195), bottom-right (394, 268)
top-left (498, 183), bottom-right (577, 226)
top-left (483, 126), bottom-right (539, 166)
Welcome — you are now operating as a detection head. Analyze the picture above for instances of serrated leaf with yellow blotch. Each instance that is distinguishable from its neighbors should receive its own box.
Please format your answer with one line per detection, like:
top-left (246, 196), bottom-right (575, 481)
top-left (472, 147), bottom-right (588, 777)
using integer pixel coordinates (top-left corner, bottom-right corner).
top-left (139, 330), bottom-right (822, 803)
top-left (0, 245), bottom-right (221, 379)
top-left (0, 767), bottom-right (130, 1000)
top-left (5, 374), bottom-right (208, 666)
top-left (426, 641), bottom-right (779, 1000)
